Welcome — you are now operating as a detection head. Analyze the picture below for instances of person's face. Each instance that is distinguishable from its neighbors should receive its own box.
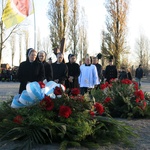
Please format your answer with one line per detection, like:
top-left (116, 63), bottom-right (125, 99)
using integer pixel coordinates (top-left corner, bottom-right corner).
top-left (29, 51), bottom-right (37, 62)
top-left (85, 58), bottom-right (91, 65)
top-left (70, 56), bottom-right (76, 63)
top-left (109, 61), bottom-right (113, 65)
top-left (57, 54), bottom-right (64, 63)
top-left (92, 58), bottom-right (98, 64)
top-left (13, 0), bottom-right (29, 16)
top-left (38, 53), bottom-right (46, 62)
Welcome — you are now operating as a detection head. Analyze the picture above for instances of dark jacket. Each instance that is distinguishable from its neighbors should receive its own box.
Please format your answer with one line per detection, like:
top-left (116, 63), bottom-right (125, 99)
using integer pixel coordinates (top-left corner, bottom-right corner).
top-left (105, 65), bottom-right (117, 82)
top-left (135, 67), bottom-right (143, 79)
top-left (65, 62), bottom-right (80, 88)
top-left (42, 61), bottom-right (53, 81)
top-left (127, 72), bottom-right (132, 80)
top-left (52, 62), bottom-right (68, 85)
top-left (94, 63), bottom-right (102, 79)
top-left (119, 71), bottom-right (127, 80)
top-left (17, 61), bottom-right (45, 94)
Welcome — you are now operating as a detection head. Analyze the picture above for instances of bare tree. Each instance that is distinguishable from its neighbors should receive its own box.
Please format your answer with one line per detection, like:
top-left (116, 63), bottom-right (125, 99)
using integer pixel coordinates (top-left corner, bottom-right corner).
top-left (104, 0), bottom-right (129, 68)
top-left (78, 8), bottom-right (88, 62)
top-left (37, 28), bottom-right (42, 51)
top-left (42, 36), bottom-right (51, 56)
top-left (19, 34), bottom-right (22, 64)
top-left (47, 0), bottom-right (69, 49)
top-left (9, 34), bottom-right (16, 67)
top-left (135, 34), bottom-right (150, 74)
top-left (68, 0), bottom-right (79, 55)
top-left (0, 0), bottom-right (20, 68)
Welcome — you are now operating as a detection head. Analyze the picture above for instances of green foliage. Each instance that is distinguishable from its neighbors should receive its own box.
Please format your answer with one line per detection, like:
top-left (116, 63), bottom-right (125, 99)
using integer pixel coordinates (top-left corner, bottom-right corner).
top-left (92, 79), bottom-right (150, 118)
top-left (0, 92), bottom-right (136, 150)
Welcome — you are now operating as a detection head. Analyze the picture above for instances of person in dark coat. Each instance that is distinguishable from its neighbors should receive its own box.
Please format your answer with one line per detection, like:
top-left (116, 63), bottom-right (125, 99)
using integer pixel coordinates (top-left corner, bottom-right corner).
top-left (135, 64), bottom-right (143, 87)
top-left (65, 54), bottom-right (80, 89)
top-left (127, 68), bottom-right (132, 80)
top-left (52, 52), bottom-right (68, 85)
top-left (37, 51), bottom-right (53, 81)
top-left (105, 59), bottom-right (117, 83)
top-left (92, 56), bottom-right (102, 81)
top-left (17, 48), bottom-right (45, 94)
top-left (118, 67), bottom-right (127, 80)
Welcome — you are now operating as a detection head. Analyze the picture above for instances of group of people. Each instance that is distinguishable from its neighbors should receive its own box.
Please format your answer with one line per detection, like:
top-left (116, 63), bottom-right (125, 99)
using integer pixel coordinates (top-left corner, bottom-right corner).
top-left (0, 64), bottom-right (18, 82)
top-left (17, 48), bottom-right (100, 95)
top-left (17, 48), bottom-right (144, 95)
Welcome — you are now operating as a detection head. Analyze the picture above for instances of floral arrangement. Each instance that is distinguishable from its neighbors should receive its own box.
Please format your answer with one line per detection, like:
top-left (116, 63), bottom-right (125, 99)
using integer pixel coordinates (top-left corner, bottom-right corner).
top-left (0, 81), bottom-right (135, 150)
top-left (92, 79), bottom-right (150, 118)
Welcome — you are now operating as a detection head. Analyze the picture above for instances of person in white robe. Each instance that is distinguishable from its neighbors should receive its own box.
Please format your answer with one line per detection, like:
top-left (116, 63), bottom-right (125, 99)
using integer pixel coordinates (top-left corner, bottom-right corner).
top-left (78, 56), bottom-right (100, 95)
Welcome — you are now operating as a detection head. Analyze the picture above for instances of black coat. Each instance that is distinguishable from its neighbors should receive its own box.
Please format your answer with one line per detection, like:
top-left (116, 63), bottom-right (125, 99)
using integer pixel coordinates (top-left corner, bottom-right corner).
top-left (127, 72), bottom-right (132, 80)
top-left (17, 61), bottom-right (45, 94)
top-left (42, 61), bottom-right (53, 81)
top-left (119, 71), bottom-right (127, 80)
top-left (135, 68), bottom-right (143, 79)
top-left (94, 63), bottom-right (102, 79)
top-left (65, 62), bottom-right (80, 89)
top-left (52, 62), bottom-right (68, 85)
top-left (105, 65), bottom-right (117, 82)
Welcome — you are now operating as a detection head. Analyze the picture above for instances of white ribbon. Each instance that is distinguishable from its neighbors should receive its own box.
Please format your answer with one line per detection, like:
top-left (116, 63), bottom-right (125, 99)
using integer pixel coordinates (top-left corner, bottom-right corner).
top-left (11, 81), bottom-right (65, 108)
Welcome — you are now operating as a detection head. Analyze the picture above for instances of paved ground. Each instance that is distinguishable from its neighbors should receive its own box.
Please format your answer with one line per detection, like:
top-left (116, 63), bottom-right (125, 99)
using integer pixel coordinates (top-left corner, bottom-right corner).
top-left (0, 81), bottom-right (149, 100)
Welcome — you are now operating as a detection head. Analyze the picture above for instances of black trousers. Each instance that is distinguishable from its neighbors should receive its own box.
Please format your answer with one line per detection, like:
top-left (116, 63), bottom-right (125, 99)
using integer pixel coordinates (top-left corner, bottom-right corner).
top-left (80, 87), bottom-right (92, 95)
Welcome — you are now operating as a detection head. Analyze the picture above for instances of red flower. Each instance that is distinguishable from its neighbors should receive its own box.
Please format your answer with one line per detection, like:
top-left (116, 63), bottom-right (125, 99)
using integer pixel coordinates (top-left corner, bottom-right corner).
top-left (94, 102), bottom-right (104, 115)
top-left (90, 110), bottom-right (95, 117)
top-left (100, 83), bottom-right (106, 90)
top-left (59, 105), bottom-right (72, 118)
top-left (121, 79), bottom-right (132, 84)
top-left (105, 82), bottom-right (109, 87)
top-left (13, 115), bottom-right (23, 124)
top-left (132, 81), bottom-right (139, 91)
top-left (104, 97), bottom-right (111, 103)
top-left (109, 78), bottom-right (116, 83)
top-left (143, 101), bottom-right (147, 110)
top-left (40, 96), bottom-right (54, 111)
top-left (54, 86), bottom-right (62, 95)
top-left (135, 98), bottom-right (140, 103)
top-left (38, 81), bottom-right (45, 88)
top-left (139, 101), bottom-right (147, 110)
top-left (134, 90), bottom-right (145, 100)
top-left (71, 88), bottom-right (80, 96)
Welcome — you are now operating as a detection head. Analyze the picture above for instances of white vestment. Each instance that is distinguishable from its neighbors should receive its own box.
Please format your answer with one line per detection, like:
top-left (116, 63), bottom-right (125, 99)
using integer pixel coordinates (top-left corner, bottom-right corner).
top-left (78, 64), bottom-right (100, 88)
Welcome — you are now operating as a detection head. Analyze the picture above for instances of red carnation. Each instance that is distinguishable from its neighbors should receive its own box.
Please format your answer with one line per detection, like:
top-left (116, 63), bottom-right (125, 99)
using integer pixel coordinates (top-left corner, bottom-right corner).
top-left (109, 78), bottom-right (116, 83)
top-left (59, 105), bottom-right (72, 118)
top-left (90, 110), bottom-right (95, 117)
top-left (71, 88), bottom-right (80, 96)
top-left (134, 90), bottom-right (145, 100)
top-left (54, 86), bottom-right (62, 95)
top-left (94, 102), bottom-right (104, 115)
top-left (100, 83), bottom-right (106, 90)
top-left (135, 98), bottom-right (140, 103)
top-left (121, 79), bottom-right (132, 84)
top-left (38, 81), bottom-right (45, 88)
top-left (104, 97), bottom-right (111, 103)
top-left (132, 81), bottom-right (139, 91)
top-left (40, 96), bottom-right (54, 111)
top-left (139, 101), bottom-right (147, 110)
top-left (13, 115), bottom-right (23, 124)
